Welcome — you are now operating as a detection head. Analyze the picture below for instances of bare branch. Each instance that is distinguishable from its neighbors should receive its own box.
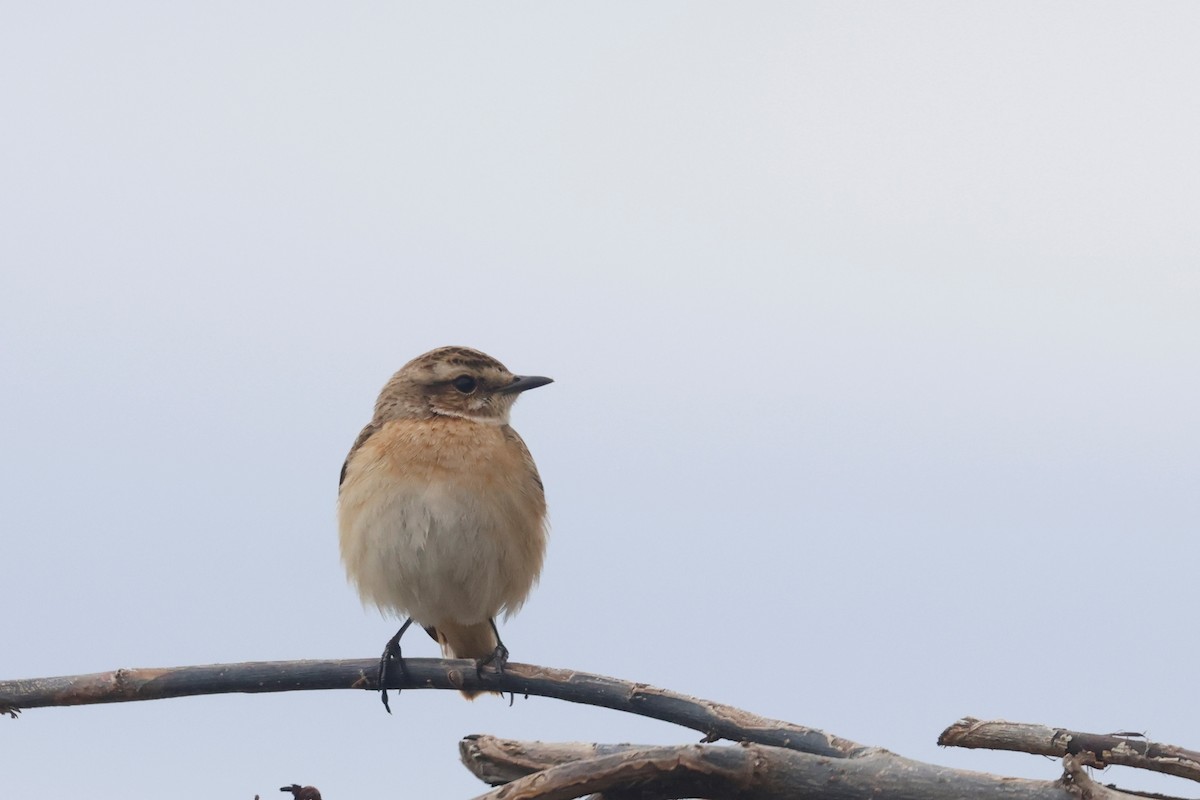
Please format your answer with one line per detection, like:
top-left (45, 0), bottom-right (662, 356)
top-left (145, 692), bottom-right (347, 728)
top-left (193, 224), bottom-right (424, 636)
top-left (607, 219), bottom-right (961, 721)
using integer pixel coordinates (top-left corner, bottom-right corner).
top-left (940, 718), bottom-right (1200, 784)
top-left (7, 661), bottom-right (1196, 800)
top-left (467, 742), bottom-right (755, 800)
top-left (461, 736), bottom-right (1125, 800)
top-left (460, 736), bottom-right (616, 786)
top-left (0, 658), bottom-right (853, 756)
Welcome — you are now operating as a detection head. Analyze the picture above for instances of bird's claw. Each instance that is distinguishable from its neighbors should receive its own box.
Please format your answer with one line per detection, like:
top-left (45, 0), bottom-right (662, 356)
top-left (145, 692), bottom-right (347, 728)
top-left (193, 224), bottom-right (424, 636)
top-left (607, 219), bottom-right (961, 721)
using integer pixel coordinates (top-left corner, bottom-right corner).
top-left (378, 645), bottom-right (403, 714)
top-left (475, 642), bottom-right (509, 679)
top-left (378, 620), bottom-right (414, 714)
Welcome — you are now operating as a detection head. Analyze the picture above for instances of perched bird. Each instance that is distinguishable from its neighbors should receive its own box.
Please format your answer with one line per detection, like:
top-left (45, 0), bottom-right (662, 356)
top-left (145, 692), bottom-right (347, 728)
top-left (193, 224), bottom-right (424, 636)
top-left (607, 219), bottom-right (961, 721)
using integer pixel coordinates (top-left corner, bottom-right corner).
top-left (338, 346), bottom-right (551, 709)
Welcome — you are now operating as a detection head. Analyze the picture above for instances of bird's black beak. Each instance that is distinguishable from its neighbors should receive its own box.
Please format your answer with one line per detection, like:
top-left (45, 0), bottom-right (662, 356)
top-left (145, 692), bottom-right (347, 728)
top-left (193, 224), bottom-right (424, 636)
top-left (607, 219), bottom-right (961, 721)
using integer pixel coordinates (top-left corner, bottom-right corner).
top-left (501, 375), bottom-right (554, 394)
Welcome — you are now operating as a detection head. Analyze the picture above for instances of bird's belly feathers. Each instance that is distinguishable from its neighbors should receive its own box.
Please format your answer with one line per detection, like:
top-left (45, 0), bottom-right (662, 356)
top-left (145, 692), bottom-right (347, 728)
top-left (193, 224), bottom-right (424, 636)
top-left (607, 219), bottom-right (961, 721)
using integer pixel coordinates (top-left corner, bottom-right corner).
top-left (338, 422), bottom-right (547, 627)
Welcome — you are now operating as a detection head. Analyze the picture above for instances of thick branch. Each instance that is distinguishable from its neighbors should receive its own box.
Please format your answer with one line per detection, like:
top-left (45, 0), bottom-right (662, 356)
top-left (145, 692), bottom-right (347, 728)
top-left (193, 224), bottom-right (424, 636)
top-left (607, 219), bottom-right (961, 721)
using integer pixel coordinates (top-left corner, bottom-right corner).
top-left (0, 659), bottom-right (854, 757)
top-left (940, 718), bottom-right (1200, 784)
top-left (460, 736), bottom-right (643, 786)
top-left (460, 736), bottom-right (1135, 800)
top-left (468, 743), bottom-right (756, 800)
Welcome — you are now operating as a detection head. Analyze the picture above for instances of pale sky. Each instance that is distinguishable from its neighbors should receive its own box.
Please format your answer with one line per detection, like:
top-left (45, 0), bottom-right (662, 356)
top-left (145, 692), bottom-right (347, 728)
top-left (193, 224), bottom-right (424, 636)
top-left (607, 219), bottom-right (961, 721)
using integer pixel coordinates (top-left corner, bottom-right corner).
top-left (2, 3), bottom-right (1198, 798)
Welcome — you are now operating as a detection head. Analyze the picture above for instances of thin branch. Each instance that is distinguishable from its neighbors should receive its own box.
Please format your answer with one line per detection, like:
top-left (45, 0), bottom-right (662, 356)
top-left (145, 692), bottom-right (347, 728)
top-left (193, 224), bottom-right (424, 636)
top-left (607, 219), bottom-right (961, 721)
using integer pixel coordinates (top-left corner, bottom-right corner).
top-left (462, 736), bottom-right (1129, 800)
top-left (0, 658), bottom-right (855, 757)
top-left (8, 662), bottom-right (1196, 800)
top-left (940, 717), bottom-right (1200, 784)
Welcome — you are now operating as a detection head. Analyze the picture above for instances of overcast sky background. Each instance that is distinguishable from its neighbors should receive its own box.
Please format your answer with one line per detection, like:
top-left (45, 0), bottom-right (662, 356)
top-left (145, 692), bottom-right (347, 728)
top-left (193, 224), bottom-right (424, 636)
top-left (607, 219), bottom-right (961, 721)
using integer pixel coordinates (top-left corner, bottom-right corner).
top-left (2, 3), bottom-right (1198, 798)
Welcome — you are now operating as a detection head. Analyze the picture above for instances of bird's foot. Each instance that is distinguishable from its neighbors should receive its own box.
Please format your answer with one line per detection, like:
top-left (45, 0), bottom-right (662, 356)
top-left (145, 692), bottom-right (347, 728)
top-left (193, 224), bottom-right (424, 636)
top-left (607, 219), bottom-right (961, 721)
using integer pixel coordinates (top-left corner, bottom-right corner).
top-left (378, 642), bottom-right (407, 714)
top-left (378, 619), bottom-right (414, 714)
top-left (475, 642), bottom-right (509, 678)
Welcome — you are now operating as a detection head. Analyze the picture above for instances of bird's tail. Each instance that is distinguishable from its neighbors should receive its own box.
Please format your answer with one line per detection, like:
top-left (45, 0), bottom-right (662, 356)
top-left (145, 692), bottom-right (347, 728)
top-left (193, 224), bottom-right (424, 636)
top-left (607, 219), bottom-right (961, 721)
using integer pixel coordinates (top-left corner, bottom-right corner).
top-left (426, 621), bottom-right (501, 700)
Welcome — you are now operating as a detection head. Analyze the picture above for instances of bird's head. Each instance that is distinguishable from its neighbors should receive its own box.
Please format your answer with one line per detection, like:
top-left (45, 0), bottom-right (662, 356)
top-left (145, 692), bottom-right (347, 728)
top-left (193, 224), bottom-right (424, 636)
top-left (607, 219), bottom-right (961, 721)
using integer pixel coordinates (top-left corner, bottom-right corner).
top-left (374, 346), bottom-right (552, 425)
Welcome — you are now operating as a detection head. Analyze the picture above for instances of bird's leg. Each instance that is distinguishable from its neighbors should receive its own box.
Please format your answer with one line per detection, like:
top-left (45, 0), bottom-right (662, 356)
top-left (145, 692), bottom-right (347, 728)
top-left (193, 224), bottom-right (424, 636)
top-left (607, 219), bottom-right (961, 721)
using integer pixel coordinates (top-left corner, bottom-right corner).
top-left (477, 619), bottom-right (514, 702)
top-left (477, 618), bottom-right (509, 673)
top-left (378, 617), bottom-right (414, 714)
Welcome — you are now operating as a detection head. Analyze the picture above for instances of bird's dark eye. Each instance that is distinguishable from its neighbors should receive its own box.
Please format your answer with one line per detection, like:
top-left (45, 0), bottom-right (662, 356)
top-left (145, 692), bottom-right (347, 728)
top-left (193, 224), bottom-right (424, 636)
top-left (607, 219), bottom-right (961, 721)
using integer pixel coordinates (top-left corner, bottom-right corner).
top-left (452, 375), bottom-right (477, 394)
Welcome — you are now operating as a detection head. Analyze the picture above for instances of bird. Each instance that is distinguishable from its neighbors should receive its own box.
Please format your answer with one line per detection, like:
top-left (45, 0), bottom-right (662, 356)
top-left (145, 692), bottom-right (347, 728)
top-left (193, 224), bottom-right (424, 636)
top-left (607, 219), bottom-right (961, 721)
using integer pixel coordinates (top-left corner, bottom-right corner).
top-left (337, 346), bottom-right (551, 710)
